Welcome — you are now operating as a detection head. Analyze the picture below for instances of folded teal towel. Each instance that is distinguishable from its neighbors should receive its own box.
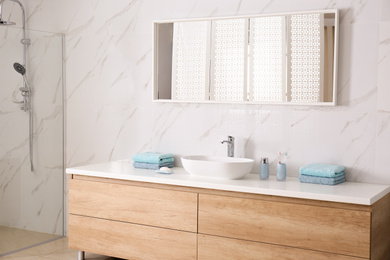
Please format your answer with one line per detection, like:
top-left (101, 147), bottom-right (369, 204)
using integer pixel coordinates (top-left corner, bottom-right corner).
top-left (132, 152), bottom-right (174, 164)
top-left (299, 173), bottom-right (345, 185)
top-left (133, 162), bottom-right (174, 170)
top-left (299, 164), bottom-right (345, 178)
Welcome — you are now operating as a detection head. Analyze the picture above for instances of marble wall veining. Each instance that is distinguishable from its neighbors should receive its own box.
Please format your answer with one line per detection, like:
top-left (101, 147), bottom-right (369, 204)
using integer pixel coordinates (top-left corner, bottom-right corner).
top-left (0, 26), bottom-right (64, 234)
top-left (19, 0), bottom-right (390, 187)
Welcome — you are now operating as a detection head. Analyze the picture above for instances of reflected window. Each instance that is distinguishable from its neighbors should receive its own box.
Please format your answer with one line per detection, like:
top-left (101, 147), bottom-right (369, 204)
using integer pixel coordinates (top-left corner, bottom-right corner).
top-left (249, 16), bottom-right (286, 102)
top-left (289, 13), bottom-right (323, 103)
top-left (172, 21), bottom-right (210, 101)
top-left (211, 19), bottom-right (248, 102)
top-left (164, 11), bottom-right (336, 104)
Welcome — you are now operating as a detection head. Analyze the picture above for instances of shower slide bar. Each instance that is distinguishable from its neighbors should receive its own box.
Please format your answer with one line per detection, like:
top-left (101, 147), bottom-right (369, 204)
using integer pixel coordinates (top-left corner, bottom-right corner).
top-left (0, 0), bottom-right (34, 172)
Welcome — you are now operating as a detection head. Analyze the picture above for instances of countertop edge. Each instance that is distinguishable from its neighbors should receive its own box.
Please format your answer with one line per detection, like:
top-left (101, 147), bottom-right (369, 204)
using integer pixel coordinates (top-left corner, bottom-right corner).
top-left (66, 164), bottom-right (390, 206)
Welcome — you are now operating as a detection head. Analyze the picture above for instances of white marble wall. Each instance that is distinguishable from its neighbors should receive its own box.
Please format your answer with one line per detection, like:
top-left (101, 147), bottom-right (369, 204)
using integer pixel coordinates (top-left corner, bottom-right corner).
top-left (21, 0), bottom-right (390, 188)
top-left (376, 0), bottom-right (390, 183)
top-left (0, 25), bottom-right (64, 235)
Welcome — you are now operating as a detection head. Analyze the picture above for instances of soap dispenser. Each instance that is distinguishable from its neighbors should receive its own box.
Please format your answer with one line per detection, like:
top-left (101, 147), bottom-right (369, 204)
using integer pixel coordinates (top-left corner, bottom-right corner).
top-left (260, 158), bottom-right (269, 180)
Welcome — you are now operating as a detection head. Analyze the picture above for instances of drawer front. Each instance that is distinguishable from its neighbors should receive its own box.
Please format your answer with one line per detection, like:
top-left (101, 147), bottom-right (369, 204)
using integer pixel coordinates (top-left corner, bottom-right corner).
top-left (198, 194), bottom-right (370, 258)
top-left (69, 214), bottom-right (197, 260)
top-left (69, 179), bottom-right (198, 232)
top-left (198, 234), bottom-right (366, 260)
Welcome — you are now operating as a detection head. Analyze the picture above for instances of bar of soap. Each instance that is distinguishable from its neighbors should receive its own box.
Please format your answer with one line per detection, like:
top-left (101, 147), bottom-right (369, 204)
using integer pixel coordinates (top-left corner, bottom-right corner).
top-left (156, 167), bottom-right (173, 174)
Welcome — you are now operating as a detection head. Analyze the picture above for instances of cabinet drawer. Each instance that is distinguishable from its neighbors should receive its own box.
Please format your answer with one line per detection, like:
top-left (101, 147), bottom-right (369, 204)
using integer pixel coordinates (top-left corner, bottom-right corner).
top-left (69, 214), bottom-right (197, 260)
top-left (198, 234), bottom-right (365, 260)
top-left (69, 179), bottom-right (198, 232)
top-left (198, 194), bottom-right (370, 258)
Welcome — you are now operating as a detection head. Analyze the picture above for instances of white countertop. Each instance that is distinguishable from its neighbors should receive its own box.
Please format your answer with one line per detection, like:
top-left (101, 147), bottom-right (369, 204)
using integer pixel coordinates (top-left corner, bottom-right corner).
top-left (66, 161), bottom-right (390, 205)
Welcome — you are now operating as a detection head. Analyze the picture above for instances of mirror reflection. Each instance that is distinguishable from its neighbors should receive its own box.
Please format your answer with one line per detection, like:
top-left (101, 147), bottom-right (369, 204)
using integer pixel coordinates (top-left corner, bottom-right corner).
top-left (154, 10), bottom-right (338, 105)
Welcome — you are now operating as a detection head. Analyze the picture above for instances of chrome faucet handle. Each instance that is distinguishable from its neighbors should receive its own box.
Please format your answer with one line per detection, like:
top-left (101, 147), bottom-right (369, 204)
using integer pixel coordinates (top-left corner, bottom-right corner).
top-left (221, 135), bottom-right (235, 157)
top-left (221, 136), bottom-right (235, 144)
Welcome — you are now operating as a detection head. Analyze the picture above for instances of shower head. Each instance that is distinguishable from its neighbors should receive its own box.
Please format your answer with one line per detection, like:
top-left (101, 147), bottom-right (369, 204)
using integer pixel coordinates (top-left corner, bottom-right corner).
top-left (0, 20), bottom-right (15, 25)
top-left (0, 0), bottom-right (23, 27)
top-left (13, 62), bottom-right (26, 75)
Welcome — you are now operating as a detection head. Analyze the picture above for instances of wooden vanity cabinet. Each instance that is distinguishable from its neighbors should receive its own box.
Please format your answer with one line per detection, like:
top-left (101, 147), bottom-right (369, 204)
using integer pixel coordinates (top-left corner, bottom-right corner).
top-left (68, 176), bottom-right (198, 260)
top-left (69, 214), bottom-right (197, 260)
top-left (198, 193), bottom-right (371, 258)
top-left (68, 175), bottom-right (390, 260)
top-left (197, 234), bottom-right (362, 260)
top-left (69, 177), bottom-right (197, 232)
top-left (197, 192), bottom-right (390, 260)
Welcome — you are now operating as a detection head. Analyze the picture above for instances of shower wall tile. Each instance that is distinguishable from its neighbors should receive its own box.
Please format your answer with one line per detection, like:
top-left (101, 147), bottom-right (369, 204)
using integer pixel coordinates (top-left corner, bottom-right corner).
top-left (338, 22), bottom-right (379, 109)
top-left (0, 27), bottom-right (63, 235)
top-left (375, 112), bottom-right (390, 183)
top-left (381, 0), bottom-right (390, 21)
top-left (377, 21), bottom-right (390, 112)
top-left (375, 21), bottom-right (390, 183)
top-left (66, 103), bottom-right (138, 166)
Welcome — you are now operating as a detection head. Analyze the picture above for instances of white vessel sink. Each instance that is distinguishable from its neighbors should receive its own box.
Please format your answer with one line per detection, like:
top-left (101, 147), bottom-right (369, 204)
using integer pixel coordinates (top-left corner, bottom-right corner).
top-left (181, 155), bottom-right (254, 180)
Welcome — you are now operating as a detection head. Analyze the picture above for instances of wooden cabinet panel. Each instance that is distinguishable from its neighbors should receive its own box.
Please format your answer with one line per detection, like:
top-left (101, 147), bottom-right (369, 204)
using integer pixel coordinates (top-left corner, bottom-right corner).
top-left (371, 193), bottom-right (390, 260)
top-left (198, 234), bottom-right (365, 260)
top-left (69, 214), bottom-right (197, 260)
top-left (198, 194), bottom-right (370, 258)
top-left (69, 179), bottom-right (197, 232)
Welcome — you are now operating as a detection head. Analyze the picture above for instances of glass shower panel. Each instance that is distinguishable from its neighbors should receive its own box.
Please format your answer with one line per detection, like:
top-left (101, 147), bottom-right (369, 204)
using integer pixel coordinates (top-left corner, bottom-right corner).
top-left (0, 26), bottom-right (64, 256)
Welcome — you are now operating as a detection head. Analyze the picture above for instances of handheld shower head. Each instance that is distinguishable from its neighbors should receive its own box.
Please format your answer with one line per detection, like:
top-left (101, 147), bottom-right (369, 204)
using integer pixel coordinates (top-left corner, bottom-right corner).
top-left (13, 62), bottom-right (31, 89)
top-left (13, 62), bottom-right (26, 75)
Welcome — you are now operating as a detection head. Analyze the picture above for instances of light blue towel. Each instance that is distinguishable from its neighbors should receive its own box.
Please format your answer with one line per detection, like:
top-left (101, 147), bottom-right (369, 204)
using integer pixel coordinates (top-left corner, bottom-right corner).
top-left (133, 162), bottom-right (174, 170)
top-left (299, 164), bottom-right (345, 178)
top-left (132, 152), bottom-right (174, 164)
top-left (299, 173), bottom-right (346, 185)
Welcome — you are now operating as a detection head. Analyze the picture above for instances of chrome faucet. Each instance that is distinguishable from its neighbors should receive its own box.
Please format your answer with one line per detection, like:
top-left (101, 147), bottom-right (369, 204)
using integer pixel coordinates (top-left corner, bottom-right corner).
top-left (221, 136), bottom-right (235, 157)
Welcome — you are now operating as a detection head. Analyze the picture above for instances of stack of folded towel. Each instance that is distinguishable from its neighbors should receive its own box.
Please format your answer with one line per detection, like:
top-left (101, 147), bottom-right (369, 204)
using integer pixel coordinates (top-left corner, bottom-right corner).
top-left (299, 164), bottom-right (346, 185)
top-left (132, 152), bottom-right (174, 170)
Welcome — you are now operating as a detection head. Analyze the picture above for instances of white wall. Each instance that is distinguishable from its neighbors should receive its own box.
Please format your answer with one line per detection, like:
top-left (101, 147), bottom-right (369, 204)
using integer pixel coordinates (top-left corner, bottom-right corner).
top-left (23, 0), bottom-right (390, 184)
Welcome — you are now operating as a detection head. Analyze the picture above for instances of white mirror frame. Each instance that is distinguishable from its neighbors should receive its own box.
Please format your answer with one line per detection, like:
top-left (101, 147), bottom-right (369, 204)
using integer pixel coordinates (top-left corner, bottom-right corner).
top-left (153, 9), bottom-right (339, 106)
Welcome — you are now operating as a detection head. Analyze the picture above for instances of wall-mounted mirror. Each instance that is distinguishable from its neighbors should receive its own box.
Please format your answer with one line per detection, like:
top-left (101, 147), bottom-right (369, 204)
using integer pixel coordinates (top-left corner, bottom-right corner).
top-left (153, 9), bottom-right (339, 105)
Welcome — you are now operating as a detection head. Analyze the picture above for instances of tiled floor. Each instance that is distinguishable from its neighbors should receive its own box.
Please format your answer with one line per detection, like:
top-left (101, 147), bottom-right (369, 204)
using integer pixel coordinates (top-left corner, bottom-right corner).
top-left (0, 226), bottom-right (122, 259)
top-left (0, 226), bottom-right (59, 256)
top-left (1, 237), bottom-right (122, 260)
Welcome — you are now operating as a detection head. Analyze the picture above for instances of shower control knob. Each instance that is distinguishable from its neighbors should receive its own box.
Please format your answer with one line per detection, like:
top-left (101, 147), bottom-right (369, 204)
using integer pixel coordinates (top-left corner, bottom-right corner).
top-left (21, 38), bottom-right (31, 45)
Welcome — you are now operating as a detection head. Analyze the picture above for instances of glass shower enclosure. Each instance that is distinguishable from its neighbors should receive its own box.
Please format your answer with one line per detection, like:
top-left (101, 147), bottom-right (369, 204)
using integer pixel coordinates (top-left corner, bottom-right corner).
top-left (0, 25), bottom-right (64, 256)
